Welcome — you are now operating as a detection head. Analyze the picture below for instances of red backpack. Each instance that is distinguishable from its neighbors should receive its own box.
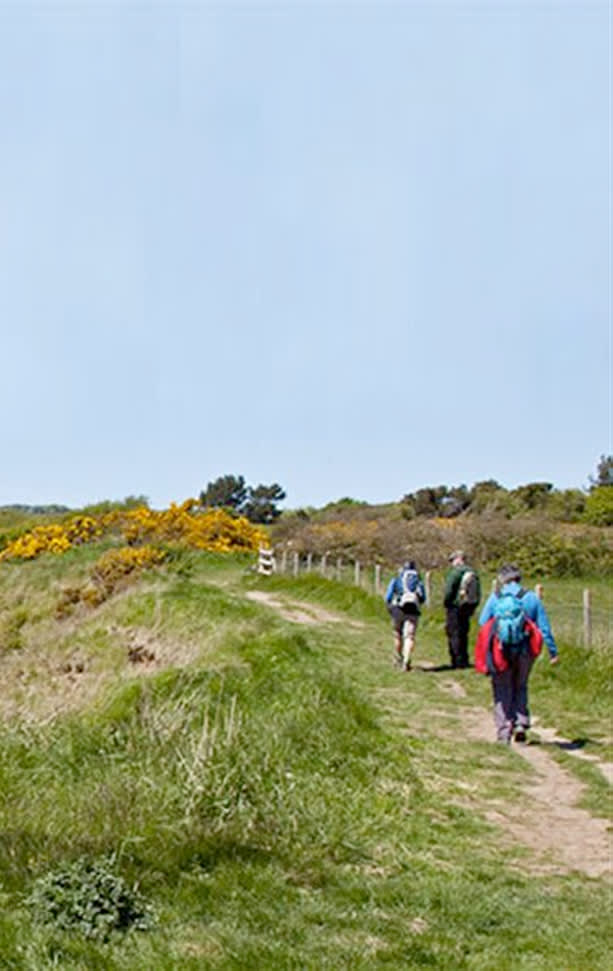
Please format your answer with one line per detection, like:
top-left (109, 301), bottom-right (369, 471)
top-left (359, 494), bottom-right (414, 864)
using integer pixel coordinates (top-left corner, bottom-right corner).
top-left (474, 616), bottom-right (543, 674)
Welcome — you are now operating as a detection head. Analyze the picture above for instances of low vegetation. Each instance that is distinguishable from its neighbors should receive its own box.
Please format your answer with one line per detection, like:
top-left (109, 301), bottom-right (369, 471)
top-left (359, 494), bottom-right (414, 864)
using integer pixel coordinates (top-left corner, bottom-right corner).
top-left (0, 545), bottom-right (610, 969)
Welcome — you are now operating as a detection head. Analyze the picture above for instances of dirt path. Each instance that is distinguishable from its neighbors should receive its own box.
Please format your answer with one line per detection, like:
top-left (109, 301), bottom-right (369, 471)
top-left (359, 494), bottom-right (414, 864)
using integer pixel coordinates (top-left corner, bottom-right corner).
top-left (245, 593), bottom-right (612, 880)
top-left (245, 590), bottom-right (364, 628)
top-left (462, 706), bottom-right (612, 878)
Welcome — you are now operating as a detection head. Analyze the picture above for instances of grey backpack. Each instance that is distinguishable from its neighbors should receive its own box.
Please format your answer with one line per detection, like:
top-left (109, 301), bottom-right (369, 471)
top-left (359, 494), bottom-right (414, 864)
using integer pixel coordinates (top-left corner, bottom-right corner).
top-left (399, 569), bottom-right (421, 609)
top-left (458, 569), bottom-right (479, 606)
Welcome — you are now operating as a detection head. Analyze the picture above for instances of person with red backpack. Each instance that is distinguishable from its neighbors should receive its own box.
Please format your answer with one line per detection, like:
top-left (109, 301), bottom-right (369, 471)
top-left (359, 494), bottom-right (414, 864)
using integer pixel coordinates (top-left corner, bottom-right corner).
top-left (384, 560), bottom-right (427, 671)
top-left (475, 563), bottom-right (559, 744)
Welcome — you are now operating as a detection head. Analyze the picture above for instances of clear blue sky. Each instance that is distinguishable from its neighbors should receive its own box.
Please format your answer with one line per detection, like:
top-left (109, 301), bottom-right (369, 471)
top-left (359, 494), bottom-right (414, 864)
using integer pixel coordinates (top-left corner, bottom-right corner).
top-left (1, 0), bottom-right (610, 510)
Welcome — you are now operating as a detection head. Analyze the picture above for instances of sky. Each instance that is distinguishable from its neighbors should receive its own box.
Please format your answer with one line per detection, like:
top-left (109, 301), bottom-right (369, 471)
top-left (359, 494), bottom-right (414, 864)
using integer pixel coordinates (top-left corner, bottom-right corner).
top-left (0, 0), bottom-right (611, 510)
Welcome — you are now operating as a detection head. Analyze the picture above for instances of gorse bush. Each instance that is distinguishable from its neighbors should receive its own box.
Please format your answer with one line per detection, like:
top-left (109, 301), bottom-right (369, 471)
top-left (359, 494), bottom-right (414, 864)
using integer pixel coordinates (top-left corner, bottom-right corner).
top-left (26, 855), bottom-right (155, 940)
top-left (120, 500), bottom-right (267, 551)
top-left (56, 545), bottom-right (168, 616)
top-left (0, 500), bottom-right (267, 563)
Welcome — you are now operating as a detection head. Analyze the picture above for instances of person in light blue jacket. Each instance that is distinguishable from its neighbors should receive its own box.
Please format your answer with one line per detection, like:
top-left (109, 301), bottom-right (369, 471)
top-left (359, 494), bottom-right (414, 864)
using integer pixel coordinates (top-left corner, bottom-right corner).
top-left (384, 561), bottom-right (426, 671)
top-left (479, 563), bottom-right (559, 743)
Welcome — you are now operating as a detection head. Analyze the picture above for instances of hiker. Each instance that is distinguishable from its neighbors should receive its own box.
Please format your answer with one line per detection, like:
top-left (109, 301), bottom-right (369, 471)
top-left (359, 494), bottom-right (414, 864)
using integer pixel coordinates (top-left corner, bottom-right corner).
top-left (384, 560), bottom-right (427, 671)
top-left (475, 563), bottom-right (560, 744)
top-left (443, 550), bottom-right (481, 668)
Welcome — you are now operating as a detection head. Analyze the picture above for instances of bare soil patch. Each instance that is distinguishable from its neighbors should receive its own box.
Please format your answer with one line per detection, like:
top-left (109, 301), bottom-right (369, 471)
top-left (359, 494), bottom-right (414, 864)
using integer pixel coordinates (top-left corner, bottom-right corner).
top-left (463, 707), bottom-right (612, 878)
top-left (0, 623), bottom-right (207, 725)
top-left (246, 590), bottom-right (364, 628)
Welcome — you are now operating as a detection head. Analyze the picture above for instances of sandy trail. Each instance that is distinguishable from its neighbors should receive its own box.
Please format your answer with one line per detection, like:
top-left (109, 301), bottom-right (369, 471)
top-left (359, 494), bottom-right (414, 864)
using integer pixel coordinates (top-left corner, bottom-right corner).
top-left (241, 593), bottom-right (613, 879)
top-left (462, 706), bottom-right (612, 878)
top-left (245, 590), bottom-right (364, 628)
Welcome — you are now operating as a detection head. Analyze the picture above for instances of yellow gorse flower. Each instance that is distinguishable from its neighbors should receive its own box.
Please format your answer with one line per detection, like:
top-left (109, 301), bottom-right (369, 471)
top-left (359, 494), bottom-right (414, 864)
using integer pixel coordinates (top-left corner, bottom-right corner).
top-left (0, 503), bottom-right (267, 562)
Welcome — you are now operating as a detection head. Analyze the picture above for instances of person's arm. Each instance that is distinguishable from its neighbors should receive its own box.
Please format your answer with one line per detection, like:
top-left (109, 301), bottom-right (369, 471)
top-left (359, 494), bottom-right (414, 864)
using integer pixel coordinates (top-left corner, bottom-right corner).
top-left (478, 592), bottom-right (497, 626)
top-left (443, 567), bottom-right (461, 607)
top-left (525, 592), bottom-right (559, 660)
top-left (384, 578), bottom-right (397, 604)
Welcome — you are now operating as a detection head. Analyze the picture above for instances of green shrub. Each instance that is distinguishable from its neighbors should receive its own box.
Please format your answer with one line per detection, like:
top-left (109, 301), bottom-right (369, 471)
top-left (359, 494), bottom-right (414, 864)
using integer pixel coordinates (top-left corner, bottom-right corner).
top-left (584, 486), bottom-right (613, 526)
top-left (26, 856), bottom-right (155, 940)
top-left (0, 605), bottom-right (28, 652)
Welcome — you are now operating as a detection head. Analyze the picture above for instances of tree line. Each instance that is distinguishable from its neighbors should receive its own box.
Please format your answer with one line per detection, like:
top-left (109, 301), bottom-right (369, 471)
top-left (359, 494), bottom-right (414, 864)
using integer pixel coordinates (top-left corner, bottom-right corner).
top-left (400, 455), bottom-right (612, 526)
top-left (202, 457), bottom-right (613, 528)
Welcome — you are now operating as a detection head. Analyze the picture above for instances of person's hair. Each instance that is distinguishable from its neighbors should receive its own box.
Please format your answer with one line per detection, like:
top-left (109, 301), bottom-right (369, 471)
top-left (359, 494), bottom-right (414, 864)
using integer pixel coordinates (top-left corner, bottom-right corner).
top-left (498, 563), bottom-right (522, 584)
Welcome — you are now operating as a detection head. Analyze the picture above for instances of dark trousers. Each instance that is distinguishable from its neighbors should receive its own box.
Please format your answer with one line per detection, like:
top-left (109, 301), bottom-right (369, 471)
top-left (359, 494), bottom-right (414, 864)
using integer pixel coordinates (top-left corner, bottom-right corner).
top-left (445, 604), bottom-right (475, 667)
top-left (490, 651), bottom-right (534, 742)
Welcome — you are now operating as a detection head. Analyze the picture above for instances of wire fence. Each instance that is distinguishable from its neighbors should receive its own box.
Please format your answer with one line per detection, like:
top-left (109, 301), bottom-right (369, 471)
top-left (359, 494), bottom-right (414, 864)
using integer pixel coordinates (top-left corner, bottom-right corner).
top-left (259, 547), bottom-right (612, 650)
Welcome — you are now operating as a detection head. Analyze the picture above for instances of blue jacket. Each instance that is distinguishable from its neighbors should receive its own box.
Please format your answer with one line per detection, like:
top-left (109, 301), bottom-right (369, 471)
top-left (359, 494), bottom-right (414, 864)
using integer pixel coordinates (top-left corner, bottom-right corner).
top-left (479, 581), bottom-right (558, 659)
top-left (385, 571), bottom-right (426, 608)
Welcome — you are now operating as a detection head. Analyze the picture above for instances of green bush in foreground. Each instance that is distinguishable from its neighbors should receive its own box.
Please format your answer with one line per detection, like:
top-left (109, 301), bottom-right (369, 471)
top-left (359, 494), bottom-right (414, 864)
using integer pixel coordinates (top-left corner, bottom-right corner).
top-left (26, 856), bottom-right (155, 941)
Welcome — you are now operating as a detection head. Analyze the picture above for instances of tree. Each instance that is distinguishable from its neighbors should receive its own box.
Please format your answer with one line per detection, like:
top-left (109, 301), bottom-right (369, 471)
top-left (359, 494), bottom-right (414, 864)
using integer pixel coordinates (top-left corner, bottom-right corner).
top-left (242, 483), bottom-right (286, 524)
top-left (402, 486), bottom-right (448, 517)
top-left (589, 455), bottom-right (613, 491)
top-left (199, 475), bottom-right (248, 513)
top-left (441, 484), bottom-right (471, 517)
top-left (511, 482), bottom-right (554, 511)
top-left (199, 474), bottom-right (286, 524)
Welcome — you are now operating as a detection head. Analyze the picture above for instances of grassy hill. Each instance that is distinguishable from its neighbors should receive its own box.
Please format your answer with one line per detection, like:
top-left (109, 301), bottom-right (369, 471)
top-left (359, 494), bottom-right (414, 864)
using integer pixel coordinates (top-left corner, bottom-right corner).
top-left (0, 547), bottom-right (611, 969)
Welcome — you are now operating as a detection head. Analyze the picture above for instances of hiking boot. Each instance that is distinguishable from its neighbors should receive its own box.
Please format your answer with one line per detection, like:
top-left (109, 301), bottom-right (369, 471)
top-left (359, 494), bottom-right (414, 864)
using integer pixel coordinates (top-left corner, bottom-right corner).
top-left (514, 730), bottom-right (527, 744)
top-left (402, 660), bottom-right (412, 672)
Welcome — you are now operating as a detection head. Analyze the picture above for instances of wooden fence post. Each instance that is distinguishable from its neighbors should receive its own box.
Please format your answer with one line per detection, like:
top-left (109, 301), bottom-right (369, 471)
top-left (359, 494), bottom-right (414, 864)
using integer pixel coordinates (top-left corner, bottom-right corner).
top-left (425, 570), bottom-right (432, 606)
top-left (375, 564), bottom-right (381, 595)
top-left (306, 553), bottom-right (312, 573)
top-left (281, 550), bottom-right (287, 574)
top-left (293, 552), bottom-right (299, 577)
top-left (535, 583), bottom-right (544, 600)
top-left (321, 553), bottom-right (327, 577)
top-left (583, 588), bottom-right (592, 648)
top-left (354, 561), bottom-right (360, 586)
top-left (257, 547), bottom-right (275, 576)
top-left (336, 557), bottom-right (342, 582)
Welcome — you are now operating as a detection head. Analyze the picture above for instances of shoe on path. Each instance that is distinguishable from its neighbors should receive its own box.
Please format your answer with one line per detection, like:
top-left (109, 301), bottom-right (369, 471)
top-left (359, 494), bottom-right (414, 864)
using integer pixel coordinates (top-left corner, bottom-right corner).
top-left (514, 730), bottom-right (527, 744)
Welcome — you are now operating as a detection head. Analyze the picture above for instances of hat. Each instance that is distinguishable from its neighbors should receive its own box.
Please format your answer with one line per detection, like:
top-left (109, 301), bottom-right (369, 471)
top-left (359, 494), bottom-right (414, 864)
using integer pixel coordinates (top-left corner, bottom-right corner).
top-left (498, 563), bottom-right (521, 584)
top-left (448, 550), bottom-right (465, 562)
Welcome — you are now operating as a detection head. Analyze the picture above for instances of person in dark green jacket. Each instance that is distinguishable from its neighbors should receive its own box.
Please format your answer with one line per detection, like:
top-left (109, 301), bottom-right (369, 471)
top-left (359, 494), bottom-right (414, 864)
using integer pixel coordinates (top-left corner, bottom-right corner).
top-left (443, 550), bottom-right (481, 668)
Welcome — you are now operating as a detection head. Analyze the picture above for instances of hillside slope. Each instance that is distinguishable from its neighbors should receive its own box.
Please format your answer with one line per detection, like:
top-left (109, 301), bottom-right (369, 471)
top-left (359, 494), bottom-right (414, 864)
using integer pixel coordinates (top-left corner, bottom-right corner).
top-left (0, 551), bottom-right (610, 969)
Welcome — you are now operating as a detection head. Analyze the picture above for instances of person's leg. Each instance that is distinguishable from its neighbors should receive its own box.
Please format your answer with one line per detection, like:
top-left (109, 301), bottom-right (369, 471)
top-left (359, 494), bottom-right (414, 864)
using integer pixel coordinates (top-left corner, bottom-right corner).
top-left (445, 607), bottom-right (461, 667)
top-left (491, 669), bottom-right (513, 743)
top-left (402, 615), bottom-right (418, 670)
top-left (457, 605), bottom-right (472, 667)
top-left (513, 652), bottom-right (534, 740)
top-left (388, 605), bottom-right (403, 666)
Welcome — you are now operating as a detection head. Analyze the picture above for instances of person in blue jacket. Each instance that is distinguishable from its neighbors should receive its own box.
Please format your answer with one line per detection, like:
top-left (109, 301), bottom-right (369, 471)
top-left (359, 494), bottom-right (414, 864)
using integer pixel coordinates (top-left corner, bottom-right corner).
top-left (479, 563), bottom-right (559, 743)
top-left (384, 561), bottom-right (427, 671)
